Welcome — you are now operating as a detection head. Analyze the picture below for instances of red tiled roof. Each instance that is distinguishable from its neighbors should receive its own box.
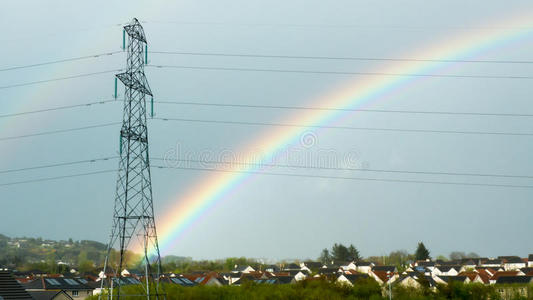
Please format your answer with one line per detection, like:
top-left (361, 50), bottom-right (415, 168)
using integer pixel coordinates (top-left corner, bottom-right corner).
top-left (474, 270), bottom-right (491, 284)
top-left (371, 270), bottom-right (392, 283)
top-left (490, 271), bottom-right (520, 281)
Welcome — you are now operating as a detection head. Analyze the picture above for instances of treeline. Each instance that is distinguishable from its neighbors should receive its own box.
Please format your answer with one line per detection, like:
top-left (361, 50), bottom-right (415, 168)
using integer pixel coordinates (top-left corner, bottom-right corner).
top-left (163, 257), bottom-right (261, 274)
top-left (319, 242), bottom-right (480, 270)
top-left (87, 278), bottom-right (514, 300)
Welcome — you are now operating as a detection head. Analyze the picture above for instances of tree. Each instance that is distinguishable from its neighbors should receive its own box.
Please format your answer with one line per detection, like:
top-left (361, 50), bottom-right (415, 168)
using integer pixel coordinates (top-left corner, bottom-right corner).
top-left (319, 249), bottom-right (330, 264)
top-left (347, 244), bottom-right (360, 261)
top-left (388, 250), bottom-right (411, 267)
top-left (331, 243), bottom-right (350, 261)
top-left (415, 242), bottom-right (430, 261)
top-left (449, 251), bottom-right (466, 260)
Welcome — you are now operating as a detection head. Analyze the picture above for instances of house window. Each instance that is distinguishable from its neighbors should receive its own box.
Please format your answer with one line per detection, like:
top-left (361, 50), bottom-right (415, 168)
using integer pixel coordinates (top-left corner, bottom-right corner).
top-left (72, 291), bottom-right (79, 297)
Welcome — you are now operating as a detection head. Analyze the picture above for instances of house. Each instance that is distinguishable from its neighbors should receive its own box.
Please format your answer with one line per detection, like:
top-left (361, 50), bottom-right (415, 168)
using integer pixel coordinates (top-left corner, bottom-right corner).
top-left (460, 259), bottom-right (477, 270)
top-left (489, 271), bottom-right (525, 284)
top-left (164, 277), bottom-right (197, 286)
top-left (29, 290), bottom-right (73, 300)
top-left (409, 266), bottom-right (431, 276)
top-left (0, 270), bottom-right (33, 300)
top-left (264, 265), bottom-right (280, 273)
top-left (431, 266), bottom-right (461, 276)
top-left (371, 266), bottom-right (397, 273)
top-left (282, 263), bottom-right (301, 271)
top-left (396, 274), bottom-right (436, 289)
top-left (253, 278), bottom-right (280, 285)
top-left (336, 274), bottom-right (369, 286)
top-left (476, 266), bottom-right (504, 274)
top-left (232, 265), bottom-right (254, 274)
top-left (458, 271), bottom-right (487, 284)
top-left (499, 256), bottom-right (526, 271)
top-left (300, 261), bottom-right (322, 273)
top-left (183, 272), bottom-right (225, 286)
top-left (23, 277), bottom-right (94, 299)
top-left (528, 255), bottom-right (533, 268)
top-left (520, 267), bottom-right (533, 276)
top-left (415, 260), bottom-right (436, 272)
top-left (314, 267), bottom-right (341, 277)
top-left (434, 276), bottom-right (470, 285)
top-left (282, 270), bottom-right (308, 281)
top-left (494, 276), bottom-right (533, 300)
top-left (223, 272), bottom-right (242, 285)
top-left (345, 261), bottom-right (374, 273)
top-left (276, 276), bottom-right (295, 284)
top-left (369, 270), bottom-right (398, 285)
top-left (481, 259), bottom-right (503, 268)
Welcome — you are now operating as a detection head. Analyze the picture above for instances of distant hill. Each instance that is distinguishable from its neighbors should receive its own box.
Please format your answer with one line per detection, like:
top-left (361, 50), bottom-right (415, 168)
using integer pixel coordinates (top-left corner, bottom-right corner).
top-left (161, 255), bottom-right (192, 264)
top-left (0, 234), bottom-right (107, 269)
top-left (0, 234), bottom-right (192, 273)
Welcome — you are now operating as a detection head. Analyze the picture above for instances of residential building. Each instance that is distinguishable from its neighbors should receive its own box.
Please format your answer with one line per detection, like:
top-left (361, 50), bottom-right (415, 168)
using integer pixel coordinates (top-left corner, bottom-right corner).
top-left (0, 270), bottom-right (33, 300)
top-left (336, 274), bottom-right (368, 286)
top-left (481, 259), bottom-right (503, 268)
top-left (29, 290), bottom-right (73, 300)
top-left (499, 256), bottom-right (526, 271)
top-left (489, 271), bottom-right (525, 284)
top-left (232, 265), bottom-right (254, 274)
top-left (299, 261), bottom-right (322, 273)
top-left (369, 270), bottom-right (398, 285)
top-left (432, 266), bottom-right (461, 276)
top-left (24, 277), bottom-right (93, 299)
top-left (495, 276), bottom-right (533, 300)
top-left (434, 275), bottom-right (470, 285)
top-left (345, 261), bottom-right (373, 273)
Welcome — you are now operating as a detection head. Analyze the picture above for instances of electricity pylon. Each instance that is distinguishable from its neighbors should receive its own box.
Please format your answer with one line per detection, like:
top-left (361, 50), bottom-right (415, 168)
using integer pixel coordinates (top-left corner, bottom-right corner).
top-left (100, 18), bottom-right (164, 300)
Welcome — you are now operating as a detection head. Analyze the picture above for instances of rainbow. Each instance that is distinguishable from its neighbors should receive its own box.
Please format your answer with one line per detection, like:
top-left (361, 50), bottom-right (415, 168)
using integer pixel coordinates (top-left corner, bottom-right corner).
top-left (151, 14), bottom-right (533, 257)
top-left (0, 25), bottom-right (123, 158)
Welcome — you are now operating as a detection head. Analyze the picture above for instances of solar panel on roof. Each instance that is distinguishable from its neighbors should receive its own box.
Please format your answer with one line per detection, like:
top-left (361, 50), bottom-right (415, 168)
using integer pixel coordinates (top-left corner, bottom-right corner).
top-left (194, 277), bottom-right (204, 283)
top-left (182, 278), bottom-right (193, 284)
top-left (78, 279), bottom-right (88, 284)
top-left (64, 279), bottom-right (79, 285)
top-left (45, 278), bottom-right (60, 285)
top-left (127, 278), bottom-right (139, 284)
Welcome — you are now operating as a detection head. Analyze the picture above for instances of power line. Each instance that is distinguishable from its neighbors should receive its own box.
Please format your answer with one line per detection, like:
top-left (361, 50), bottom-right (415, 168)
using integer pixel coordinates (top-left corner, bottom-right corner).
top-left (152, 165), bottom-right (533, 190)
top-left (0, 156), bottom-right (117, 174)
top-left (0, 169), bottom-right (116, 187)
top-left (0, 155), bottom-right (528, 179)
top-left (1, 158), bottom-right (530, 189)
top-left (152, 157), bottom-right (533, 179)
top-left (1, 116), bottom-right (529, 144)
top-left (0, 122), bottom-right (120, 142)
top-left (151, 50), bottom-right (533, 64)
top-left (0, 99), bottom-right (116, 119)
top-left (0, 69), bottom-right (123, 90)
top-left (148, 65), bottom-right (533, 80)
top-left (143, 20), bottom-right (533, 31)
top-left (155, 100), bottom-right (533, 118)
top-left (2, 99), bottom-right (533, 119)
top-left (153, 117), bottom-right (533, 137)
top-left (0, 51), bottom-right (123, 72)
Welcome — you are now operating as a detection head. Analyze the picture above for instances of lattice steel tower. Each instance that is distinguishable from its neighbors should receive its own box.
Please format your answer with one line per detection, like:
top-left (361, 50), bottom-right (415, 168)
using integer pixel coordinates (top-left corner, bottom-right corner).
top-left (100, 18), bottom-right (164, 300)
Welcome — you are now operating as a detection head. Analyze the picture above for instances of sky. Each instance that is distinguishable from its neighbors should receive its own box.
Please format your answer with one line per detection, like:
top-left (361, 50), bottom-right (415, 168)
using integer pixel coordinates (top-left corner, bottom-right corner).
top-left (0, 0), bottom-right (532, 261)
